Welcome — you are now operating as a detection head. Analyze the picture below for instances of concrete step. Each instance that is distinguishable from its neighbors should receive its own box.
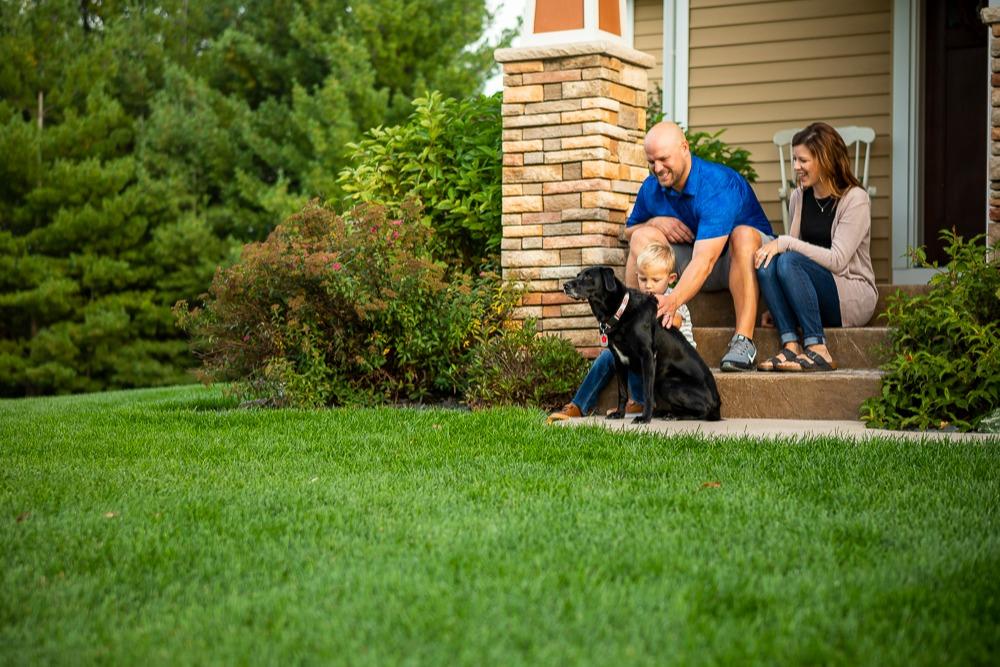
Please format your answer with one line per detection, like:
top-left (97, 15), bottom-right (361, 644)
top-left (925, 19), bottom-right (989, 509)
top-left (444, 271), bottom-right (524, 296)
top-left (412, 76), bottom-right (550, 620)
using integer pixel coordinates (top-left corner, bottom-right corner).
top-left (595, 369), bottom-right (882, 420)
top-left (687, 283), bottom-right (930, 327)
top-left (693, 327), bottom-right (889, 370)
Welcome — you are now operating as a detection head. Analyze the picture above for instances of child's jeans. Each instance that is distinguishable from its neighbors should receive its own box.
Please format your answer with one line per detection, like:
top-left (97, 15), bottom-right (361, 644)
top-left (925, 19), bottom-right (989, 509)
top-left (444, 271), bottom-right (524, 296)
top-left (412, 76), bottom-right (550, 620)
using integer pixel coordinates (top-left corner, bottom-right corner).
top-left (571, 349), bottom-right (644, 415)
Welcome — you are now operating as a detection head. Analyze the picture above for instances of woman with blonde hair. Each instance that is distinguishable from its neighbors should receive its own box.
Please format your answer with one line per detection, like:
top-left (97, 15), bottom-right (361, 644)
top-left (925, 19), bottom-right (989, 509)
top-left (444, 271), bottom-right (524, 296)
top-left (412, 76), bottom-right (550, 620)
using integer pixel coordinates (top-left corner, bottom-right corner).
top-left (754, 122), bottom-right (878, 372)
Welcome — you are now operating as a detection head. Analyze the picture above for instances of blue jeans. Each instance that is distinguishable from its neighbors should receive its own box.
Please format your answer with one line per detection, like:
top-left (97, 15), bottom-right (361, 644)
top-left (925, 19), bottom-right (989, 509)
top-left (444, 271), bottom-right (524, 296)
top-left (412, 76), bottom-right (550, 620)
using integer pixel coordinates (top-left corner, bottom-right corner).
top-left (571, 349), bottom-right (644, 415)
top-left (757, 251), bottom-right (842, 348)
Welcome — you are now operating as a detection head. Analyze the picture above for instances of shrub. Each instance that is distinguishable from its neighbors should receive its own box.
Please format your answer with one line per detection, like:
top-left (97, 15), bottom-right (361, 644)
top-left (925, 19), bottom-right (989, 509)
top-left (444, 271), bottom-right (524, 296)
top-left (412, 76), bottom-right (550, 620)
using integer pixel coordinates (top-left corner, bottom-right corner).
top-left (646, 84), bottom-right (758, 183)
top-left (337, 91), bottom-right (502, 272)
top-left (174, 200), bottom-right (521, 408)
top-left (861, 231), bottom-right (1000, 432)
top-left (465, 319), bottom-right (589, 410)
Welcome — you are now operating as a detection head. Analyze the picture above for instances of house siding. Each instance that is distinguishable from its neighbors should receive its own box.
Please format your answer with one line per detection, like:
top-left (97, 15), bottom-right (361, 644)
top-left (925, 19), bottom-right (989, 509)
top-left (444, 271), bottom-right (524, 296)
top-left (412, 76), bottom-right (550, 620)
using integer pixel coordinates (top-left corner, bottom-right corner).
top-left (634, 0), bottom-right (664, 88)
top-left (633, 0), bottom-right (893, 282)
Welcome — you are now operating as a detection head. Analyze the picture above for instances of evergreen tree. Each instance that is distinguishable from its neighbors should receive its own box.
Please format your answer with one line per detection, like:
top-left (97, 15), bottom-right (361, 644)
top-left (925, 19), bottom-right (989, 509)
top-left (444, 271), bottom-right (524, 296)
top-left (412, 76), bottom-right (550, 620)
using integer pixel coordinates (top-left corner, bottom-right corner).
top-left (0, 0), bottom-right (513, 396)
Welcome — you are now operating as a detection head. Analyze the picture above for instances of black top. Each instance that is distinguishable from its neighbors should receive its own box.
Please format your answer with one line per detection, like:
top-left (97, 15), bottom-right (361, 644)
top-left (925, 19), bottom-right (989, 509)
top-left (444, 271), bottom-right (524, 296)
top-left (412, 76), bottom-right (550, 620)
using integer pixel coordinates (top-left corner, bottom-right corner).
top-left (800, 187), bottom-right (836, 249)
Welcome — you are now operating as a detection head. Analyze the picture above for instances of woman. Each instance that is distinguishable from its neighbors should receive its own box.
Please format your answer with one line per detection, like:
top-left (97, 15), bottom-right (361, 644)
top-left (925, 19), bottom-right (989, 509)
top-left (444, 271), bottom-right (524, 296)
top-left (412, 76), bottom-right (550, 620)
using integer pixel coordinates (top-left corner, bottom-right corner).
top-left (754, 122), bottom-right (878, 372)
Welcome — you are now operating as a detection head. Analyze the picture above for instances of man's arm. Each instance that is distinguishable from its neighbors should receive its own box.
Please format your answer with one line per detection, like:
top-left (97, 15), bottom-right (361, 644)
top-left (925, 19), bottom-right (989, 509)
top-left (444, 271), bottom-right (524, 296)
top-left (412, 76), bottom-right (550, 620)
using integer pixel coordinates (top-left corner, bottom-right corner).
top-left (623, 216), bottom-right (694, 244)
top-left (654, 235), bottom-right (728, 327)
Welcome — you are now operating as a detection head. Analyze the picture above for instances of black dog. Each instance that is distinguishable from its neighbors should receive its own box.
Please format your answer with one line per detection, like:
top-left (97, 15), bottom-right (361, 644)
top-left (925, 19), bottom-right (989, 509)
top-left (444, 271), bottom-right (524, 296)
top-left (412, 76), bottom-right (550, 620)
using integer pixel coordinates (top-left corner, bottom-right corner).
top-left (563, 266), bottom-right (721, 423)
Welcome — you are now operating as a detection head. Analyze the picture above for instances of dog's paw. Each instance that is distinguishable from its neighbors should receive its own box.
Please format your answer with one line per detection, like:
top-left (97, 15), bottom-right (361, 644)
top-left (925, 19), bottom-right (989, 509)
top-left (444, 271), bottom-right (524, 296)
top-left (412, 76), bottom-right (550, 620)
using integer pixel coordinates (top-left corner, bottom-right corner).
top-left (631, 415), bottom-right (651, 424)
top-left (605, 410), bottom-right (625, 420)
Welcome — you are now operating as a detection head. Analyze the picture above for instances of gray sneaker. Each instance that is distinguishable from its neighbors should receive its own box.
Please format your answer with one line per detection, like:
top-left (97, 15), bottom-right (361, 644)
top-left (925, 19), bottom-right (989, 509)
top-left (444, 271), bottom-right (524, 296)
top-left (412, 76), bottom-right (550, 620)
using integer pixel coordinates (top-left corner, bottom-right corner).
top-left (720, 334), bottom-right (757, 372)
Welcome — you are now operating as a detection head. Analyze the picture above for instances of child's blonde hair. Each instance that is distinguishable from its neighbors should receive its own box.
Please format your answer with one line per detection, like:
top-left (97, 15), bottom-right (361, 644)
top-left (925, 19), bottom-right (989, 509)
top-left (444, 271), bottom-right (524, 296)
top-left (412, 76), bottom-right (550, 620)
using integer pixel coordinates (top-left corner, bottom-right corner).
top-left (636, 243), bottom-right (676, 275)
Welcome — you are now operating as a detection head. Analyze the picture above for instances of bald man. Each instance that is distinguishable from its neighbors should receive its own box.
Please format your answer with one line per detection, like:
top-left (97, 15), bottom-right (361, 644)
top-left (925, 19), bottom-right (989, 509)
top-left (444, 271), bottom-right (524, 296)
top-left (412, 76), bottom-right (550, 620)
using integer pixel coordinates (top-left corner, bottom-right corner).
top-left (624, 121), bottom-right (774, 372)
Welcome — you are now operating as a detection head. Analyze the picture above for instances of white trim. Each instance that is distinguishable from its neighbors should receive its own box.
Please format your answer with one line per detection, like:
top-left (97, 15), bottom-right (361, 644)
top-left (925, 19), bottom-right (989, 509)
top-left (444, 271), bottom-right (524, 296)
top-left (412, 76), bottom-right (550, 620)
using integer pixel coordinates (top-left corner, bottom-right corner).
top-left (891, 0), bottom-right (926, 283)
top-left (659, 0), bottom-right (688, 126)
top-left (661, 1), bottom-right (674, 120)
top-left (584, 0), bottom-right (597, 35)
top-left (673, 0), bottom-right (688, 128)
top-left (624, 0), bottom-right (634, 47)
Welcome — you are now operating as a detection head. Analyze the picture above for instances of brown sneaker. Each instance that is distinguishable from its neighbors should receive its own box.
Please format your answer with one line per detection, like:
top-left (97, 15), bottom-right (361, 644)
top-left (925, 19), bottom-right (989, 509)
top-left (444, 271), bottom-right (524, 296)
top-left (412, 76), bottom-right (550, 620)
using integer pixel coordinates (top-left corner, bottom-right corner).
top-left (547, 402), bottom-right (583, 423)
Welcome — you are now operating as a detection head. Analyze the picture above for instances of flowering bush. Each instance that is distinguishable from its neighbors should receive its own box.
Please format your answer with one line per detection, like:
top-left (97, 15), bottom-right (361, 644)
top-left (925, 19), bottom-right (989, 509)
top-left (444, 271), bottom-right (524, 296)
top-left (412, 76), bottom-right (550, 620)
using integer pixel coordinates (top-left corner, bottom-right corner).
top-left (175, 200), bottom-right (521, 407)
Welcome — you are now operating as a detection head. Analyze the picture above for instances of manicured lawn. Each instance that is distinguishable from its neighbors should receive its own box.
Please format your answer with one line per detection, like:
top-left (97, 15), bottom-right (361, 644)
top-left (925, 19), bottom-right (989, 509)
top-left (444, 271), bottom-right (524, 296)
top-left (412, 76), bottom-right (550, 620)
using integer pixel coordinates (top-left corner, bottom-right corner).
top-left (2, 385), bottom-right (999, 665)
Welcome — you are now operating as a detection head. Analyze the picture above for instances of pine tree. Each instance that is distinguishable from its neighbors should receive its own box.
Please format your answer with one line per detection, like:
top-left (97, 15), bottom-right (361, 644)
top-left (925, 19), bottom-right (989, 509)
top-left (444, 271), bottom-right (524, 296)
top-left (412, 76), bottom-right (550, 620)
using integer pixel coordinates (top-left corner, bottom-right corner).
top-left (0, 0), bottom-right (512, 396)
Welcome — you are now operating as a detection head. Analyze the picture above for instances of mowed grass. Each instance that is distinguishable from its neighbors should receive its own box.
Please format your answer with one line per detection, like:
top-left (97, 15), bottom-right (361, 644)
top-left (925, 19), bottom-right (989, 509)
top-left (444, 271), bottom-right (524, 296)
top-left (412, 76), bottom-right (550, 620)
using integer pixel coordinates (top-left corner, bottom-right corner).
top-left (2, 385), bottom-right (999, 666)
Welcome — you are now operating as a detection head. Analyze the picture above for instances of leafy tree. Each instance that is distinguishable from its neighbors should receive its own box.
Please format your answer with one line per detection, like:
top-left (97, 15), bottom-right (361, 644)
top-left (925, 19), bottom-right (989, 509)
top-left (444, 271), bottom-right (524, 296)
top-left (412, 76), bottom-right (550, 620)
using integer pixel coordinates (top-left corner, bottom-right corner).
top-left (0, 0), bottom-right (513, 396)
top-left (338, 92), bottom-right (502, 271)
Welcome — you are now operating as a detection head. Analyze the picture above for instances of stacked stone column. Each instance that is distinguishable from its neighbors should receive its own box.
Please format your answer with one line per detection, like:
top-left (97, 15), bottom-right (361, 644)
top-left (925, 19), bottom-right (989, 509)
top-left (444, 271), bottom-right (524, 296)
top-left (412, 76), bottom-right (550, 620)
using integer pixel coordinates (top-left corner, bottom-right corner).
top-left (495, 42), bottom-right (654, 357)
top-left (984, 7), bottom-right (1000, 253)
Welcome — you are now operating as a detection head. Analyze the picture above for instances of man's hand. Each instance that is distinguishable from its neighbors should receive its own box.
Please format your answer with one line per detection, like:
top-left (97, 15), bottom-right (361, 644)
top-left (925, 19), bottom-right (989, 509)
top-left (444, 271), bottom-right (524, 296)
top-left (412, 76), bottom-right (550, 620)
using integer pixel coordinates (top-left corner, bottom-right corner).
top-left (655, 293), bottom-right (678, 329)
top-left (647, 216), bottom-right (694, 244)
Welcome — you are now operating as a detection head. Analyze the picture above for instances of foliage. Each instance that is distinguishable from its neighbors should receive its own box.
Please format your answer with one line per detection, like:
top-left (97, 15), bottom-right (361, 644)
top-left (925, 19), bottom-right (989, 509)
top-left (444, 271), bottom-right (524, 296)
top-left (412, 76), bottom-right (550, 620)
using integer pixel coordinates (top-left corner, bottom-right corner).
top-left (175, 201), bottom-right (522, 407)
top-left (0, 0), bottom-right (513, 396)
top-left (685, 128), bottom-right (758, 184)
top-left (645, 84), bottom-right (758, 183)
top-left (862, 231), bottom-right (1000, 432)
top-left (0, 90), bottom-right (234, 396)
top-left (464, 319), bottom-right (589, 410)
top-left (338, 92), bottom-right (503, 271)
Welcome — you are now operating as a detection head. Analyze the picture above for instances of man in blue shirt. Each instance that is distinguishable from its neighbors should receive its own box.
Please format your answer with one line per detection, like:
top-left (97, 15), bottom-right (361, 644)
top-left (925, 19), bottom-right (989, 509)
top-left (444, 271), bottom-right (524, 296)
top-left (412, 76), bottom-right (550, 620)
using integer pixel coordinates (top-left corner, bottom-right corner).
top-left (624, 121), bottom-right (774, 371)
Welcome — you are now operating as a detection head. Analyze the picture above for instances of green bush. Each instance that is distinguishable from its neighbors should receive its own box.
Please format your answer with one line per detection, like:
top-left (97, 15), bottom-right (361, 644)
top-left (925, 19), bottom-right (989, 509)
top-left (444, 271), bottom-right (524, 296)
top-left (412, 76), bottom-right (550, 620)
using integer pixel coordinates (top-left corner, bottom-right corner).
top-left (861, 231), bottom-right (1000, 432)
top-left (645, 84), bottom-right (757, 183)
top-left (175, 200), bottom-right (521, 408)
top-left (337, 91), bottom-right (502, 272)
top-left (465, 319), bottom-right (589, 410)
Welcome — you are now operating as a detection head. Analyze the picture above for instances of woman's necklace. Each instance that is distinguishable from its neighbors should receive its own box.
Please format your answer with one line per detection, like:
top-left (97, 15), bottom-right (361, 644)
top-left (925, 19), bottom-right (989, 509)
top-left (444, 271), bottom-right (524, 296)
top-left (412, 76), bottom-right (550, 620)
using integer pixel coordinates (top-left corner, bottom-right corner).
top-left (814, 191), bottom-right (835, 214)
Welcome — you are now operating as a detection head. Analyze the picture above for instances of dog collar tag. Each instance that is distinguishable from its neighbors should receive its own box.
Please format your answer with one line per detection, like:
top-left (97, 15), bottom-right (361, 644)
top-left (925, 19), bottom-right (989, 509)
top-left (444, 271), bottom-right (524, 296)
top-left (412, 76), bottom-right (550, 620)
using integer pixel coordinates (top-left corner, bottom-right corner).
top-left (599, 332), bottom-right (608, 347)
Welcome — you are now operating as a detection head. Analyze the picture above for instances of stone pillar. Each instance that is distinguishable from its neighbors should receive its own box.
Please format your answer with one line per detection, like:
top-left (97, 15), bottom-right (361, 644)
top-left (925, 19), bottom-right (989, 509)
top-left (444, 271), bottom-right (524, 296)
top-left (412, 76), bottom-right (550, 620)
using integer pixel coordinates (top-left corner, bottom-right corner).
top-left (982, 7), bottom-right (1000, 253)
top-left (495, 41), bottom-right (654, 357)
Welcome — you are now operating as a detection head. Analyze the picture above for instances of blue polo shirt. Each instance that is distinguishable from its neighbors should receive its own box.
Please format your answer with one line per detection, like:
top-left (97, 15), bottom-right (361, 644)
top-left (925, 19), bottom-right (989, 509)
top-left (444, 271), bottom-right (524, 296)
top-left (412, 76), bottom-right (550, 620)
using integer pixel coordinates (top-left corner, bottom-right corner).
top-left (627, 156), bottom-right (772, 240)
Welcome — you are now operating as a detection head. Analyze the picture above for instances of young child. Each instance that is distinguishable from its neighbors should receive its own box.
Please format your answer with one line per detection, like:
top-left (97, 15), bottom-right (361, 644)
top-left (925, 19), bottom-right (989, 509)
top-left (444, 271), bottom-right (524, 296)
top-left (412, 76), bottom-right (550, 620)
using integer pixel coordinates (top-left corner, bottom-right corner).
top-left (548, 244), bottom-right (696, 422)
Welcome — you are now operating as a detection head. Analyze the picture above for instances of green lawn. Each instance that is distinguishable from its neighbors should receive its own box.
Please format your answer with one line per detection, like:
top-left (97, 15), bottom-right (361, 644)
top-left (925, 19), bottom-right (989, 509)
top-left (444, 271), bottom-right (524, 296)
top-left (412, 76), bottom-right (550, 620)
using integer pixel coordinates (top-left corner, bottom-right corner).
top-left (2, 385), bottom-right (999, 665)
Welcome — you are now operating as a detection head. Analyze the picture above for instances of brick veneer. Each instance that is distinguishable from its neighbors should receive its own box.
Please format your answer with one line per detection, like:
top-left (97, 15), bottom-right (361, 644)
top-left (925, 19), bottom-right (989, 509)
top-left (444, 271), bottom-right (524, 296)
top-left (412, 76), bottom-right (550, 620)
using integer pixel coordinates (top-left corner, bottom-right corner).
top-left (983, 8), bottom-right (1000, 253)
top-left (494, 41), bottom-right (655, 357)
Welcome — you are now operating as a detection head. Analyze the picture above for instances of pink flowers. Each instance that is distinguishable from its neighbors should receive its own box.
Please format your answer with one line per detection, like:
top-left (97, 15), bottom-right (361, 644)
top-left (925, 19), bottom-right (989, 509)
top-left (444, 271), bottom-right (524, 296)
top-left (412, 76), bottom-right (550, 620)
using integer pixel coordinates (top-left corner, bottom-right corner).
top-left (391, 219), bottom-right (402, 226)
top-left (332, 262), bottom-right (342, 271)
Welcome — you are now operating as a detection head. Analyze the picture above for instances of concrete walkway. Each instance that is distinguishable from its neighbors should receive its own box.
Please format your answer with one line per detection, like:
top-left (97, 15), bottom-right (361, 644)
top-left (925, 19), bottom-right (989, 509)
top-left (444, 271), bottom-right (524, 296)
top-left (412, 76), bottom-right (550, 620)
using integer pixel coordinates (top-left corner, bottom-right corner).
top-left (553, 416), bottom-right (1000, 442)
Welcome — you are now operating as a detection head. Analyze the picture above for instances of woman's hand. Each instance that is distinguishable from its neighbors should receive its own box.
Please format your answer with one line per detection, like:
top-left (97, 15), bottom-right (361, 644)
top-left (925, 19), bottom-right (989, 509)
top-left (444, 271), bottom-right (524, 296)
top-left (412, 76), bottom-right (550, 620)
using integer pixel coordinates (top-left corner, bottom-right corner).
top-left (754, 239), bottom-right (781, 269)
top-left (760, 310), bottom-right (774, 328)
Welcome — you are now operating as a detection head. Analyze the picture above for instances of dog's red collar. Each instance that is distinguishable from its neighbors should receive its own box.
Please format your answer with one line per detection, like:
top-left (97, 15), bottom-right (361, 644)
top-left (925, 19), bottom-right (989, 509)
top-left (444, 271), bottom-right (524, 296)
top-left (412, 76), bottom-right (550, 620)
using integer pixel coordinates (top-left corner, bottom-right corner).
top-left (611, 292), bottom-right (629, 322)
top-left (598, 293), bottom-right (629, 346)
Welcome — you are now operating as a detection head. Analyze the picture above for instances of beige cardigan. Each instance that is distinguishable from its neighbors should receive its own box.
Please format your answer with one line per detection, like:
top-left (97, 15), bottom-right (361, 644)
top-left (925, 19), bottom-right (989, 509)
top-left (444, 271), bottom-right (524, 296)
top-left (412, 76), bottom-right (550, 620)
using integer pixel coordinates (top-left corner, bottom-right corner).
top-left (777, 186), bottom-right (878, 327)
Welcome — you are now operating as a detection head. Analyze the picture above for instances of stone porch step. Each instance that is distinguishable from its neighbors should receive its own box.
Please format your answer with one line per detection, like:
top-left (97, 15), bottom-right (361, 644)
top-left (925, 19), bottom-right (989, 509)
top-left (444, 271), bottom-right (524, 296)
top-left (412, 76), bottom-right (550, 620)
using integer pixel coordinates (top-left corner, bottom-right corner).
top-left (596, 369), bottom-right (883, 421)
top-left (693, 327), bottom-right (890, 370)
top-left (686, 283), bottom-right (930, 327)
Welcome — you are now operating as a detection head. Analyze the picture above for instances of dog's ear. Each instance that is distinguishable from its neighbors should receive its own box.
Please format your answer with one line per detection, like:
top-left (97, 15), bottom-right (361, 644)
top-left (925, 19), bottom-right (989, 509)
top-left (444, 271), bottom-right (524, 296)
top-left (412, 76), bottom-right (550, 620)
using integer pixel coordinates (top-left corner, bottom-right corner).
top-left (601, 267), bottom-right (618, 292)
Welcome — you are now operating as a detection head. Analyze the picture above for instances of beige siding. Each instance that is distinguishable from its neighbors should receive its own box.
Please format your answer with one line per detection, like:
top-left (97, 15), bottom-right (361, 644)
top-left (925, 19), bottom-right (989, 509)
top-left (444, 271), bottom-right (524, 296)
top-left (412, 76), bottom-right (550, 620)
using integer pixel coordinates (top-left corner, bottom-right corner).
top-left (634, 0), bottom-right (664, 90)
top-left (634, 0), bottom-right (893, 283)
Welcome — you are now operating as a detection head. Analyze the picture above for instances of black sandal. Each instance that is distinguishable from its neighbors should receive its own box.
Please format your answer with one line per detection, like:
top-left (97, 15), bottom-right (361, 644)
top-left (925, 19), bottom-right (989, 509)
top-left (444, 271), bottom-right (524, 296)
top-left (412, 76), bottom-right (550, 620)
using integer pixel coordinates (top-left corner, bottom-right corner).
top-left (794, 348), bottom-right (838, 372)
top-left (758, 347), bottom-right (799, 372)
